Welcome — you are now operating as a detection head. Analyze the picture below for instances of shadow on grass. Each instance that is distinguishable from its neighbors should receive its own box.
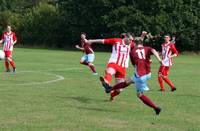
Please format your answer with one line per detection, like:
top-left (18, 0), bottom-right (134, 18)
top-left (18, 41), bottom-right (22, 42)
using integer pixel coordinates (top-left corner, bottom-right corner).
top-left (55, 96), bottom-right (118, 112)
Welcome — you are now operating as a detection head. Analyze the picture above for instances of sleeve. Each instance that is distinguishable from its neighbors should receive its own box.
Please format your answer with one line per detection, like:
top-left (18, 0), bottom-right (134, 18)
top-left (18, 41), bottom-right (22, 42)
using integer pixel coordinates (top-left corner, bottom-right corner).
top-left (170, 44), bottom-right (178, 56)
top-left (103, 38), bottom-right (120, 45)
top-left (13, 32), bottom-right (17, 41)
top-left (1, 33), bottom-right (4, 40)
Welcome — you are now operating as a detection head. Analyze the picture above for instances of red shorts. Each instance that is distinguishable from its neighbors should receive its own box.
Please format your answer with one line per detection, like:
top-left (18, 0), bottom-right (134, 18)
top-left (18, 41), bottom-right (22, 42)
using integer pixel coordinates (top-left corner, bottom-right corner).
top-left (4, 51), bottom-right (12, 58)
top-left (158, 66), bottom-right (169, 76)
top-left (107, 63), bottom-right (126, 79)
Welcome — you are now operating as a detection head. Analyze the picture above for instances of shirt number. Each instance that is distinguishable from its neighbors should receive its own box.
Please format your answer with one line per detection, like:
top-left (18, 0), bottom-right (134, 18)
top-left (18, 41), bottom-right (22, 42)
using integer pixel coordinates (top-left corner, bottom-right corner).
top-left (136, 49), bottom-right (146, 59)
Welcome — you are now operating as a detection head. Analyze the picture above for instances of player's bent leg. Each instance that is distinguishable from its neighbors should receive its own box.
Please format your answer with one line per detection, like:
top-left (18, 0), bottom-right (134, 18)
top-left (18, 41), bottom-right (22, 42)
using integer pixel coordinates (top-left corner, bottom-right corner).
top-left (7, 57), bottom-right (16, 73)
top-left (137, 92), bottom-right (161, 115)
top-left (88, 62), bottom-right (97, 75)
top-left (158, 73), bottom-right (165, 91)
top-left (162, 76), bottom-right (176, 91)
top-left (110, 78), bottom-right (133, 92)
top-left (4, 59), bottom-right (10, 72)
top-left (100, 67), bottom-right (116, 93)
top-left (99, 76), bottom-right (111, 93)
top-left (80, 60), bottom-right (88, 66)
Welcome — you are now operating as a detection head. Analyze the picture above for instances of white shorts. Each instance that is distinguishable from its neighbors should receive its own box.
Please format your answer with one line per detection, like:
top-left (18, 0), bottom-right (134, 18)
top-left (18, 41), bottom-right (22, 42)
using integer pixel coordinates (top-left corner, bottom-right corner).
top-left (131, 73), bottom-right (151, 93)
top-left (81, 54), bottom-right (95, 63)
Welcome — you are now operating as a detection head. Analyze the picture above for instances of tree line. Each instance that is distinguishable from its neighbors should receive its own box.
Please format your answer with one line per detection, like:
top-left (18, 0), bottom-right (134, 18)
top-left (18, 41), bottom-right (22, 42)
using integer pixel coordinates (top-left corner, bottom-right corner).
top-left (0, 0), bottom-right (199, 51)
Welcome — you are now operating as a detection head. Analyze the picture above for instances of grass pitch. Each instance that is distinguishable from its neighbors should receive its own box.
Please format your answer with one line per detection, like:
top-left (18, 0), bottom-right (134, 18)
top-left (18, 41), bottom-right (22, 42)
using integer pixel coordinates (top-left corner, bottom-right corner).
top-left (0, 48), bottom-right (199, 131)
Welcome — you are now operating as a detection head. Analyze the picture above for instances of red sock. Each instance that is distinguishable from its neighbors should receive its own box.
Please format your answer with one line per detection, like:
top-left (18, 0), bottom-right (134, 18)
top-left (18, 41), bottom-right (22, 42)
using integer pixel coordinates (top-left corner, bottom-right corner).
top-left (104, 73), bottom-right (112, 84)
top-left (139, 94), bottom-right (157, 109)
top-left (81, 61), bottom-right (88, 66)
top-left (158, 76), bottom-right (164, 90)
top-left (110, 90), bottom-right (120, 98)
top-left (89, 64), bottom-right (97, 73)
top-left (163, 77), bottom-right (175, 88)
top-left (111, 82), bottom-right (129, 91)
top-left (5, 61), bottom-right (9, 70)
top-left (10, 60), bottom-right (15, 69)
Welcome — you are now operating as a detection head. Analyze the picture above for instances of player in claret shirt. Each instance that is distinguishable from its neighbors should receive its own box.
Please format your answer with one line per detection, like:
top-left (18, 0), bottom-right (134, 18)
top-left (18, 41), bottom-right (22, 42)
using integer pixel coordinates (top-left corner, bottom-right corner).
top-left (158, 34), bottom-right (179, 91)
top-left (75, 32), bottom-right (97, 75)
top-left (0, 25), bottom-right (17, 73)
top-left (88, 33), bottom-right (135, 100)
top-left (106, 37), bottom-right (162, 115)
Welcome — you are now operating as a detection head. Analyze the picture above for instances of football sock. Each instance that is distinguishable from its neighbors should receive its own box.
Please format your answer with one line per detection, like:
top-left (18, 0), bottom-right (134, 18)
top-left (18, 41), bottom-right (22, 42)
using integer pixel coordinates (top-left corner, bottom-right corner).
top-left (5, 61), bottom-right (9, 70)
top-left (111, 82), bottom-right (129, 91)
top-left (110, 90), bottom-right (120, 98)
top-left (139, 94), bottom-right (157, 109)
top-left (163, 77), bottom-right (175, 89)
top-left (158, 76), bottom-right (165, 90)
top-left (104, 73), bottom-right (112, 84)
top-left (89, 64), bottom-right (97, 73)
top-left (10, 60), bottom-right (15, 69)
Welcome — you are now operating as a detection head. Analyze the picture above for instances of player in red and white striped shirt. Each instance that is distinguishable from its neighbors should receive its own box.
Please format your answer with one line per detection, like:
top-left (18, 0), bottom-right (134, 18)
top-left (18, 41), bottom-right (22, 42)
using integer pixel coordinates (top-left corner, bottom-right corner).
top-left (0, 25), bottom-right (17, 73)
top-left (158, 34), bottom-right (178, 91)
top-left (88, 33), bottom-right (135, 100)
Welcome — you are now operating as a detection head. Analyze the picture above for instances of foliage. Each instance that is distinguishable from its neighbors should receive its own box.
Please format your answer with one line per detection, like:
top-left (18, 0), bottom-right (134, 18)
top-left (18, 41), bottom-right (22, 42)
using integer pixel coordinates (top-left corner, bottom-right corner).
top-left (0, 0), bottom-right (199, 51)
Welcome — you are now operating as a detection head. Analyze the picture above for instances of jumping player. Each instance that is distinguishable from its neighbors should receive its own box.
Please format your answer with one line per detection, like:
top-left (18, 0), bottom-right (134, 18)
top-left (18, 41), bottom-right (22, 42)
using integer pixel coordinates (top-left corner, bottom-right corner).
top-left (158, 34), bottom-right (179, 91)
top-left (0, 25), bottom-right (17, 73)
top-left (75, 32), bottom-right (97, 75)
top-left (105, 37), bottom-right (162, 115)
top-left (88, 33), bottom-right (135, 100)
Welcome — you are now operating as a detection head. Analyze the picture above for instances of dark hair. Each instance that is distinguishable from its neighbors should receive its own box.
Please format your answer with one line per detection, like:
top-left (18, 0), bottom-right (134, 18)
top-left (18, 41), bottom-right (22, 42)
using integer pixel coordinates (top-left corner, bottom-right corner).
top-left (134, 37), bottom-right (143, 45)
top-left (81, 32), bottom-right (86, 36)
top-left (120, 33), bottom-right (126, 38)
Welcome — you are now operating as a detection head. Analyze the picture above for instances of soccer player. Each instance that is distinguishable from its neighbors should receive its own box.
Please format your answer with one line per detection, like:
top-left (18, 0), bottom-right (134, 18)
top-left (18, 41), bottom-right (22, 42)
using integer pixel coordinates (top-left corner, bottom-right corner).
top-left (158, 34), bottom-right (179, 91)
top-left (88, 33), bottom-right (135, 100)
top-left (0, 25), bottom-right (17, 73)
top-left (105, 37), bottom-right (162, 115)
top-left (75, 32), bottom-right (97, 75)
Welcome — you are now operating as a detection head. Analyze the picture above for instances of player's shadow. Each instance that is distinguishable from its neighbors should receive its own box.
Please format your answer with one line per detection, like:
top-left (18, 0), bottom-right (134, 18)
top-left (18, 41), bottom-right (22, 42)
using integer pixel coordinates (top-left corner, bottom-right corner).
top-left (55, 96), bottom-right (117, 112)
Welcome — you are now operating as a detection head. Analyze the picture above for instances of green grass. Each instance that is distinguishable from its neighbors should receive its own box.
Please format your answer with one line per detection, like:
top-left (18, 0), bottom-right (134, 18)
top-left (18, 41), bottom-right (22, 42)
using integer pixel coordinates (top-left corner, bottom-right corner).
top-left (0, 48), bottom-right (199, 131)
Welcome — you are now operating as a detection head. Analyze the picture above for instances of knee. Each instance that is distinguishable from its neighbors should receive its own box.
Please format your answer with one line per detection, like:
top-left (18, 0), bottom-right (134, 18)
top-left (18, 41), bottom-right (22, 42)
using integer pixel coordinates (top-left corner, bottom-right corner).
top-left (137, 93), bottom-right (142, 98)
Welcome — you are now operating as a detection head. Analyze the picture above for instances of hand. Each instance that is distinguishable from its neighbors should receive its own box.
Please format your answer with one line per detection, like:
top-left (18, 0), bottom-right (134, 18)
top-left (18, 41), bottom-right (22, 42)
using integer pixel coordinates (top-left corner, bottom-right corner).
top-left (75, 45), bottom-right (79, 49)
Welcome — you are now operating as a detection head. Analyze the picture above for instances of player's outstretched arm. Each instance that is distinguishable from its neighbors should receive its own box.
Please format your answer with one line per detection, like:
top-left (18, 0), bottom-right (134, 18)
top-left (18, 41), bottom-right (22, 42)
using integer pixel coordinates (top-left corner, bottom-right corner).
top-left (88, 39), bottom-right (104, 44)
top-left (0, 39), bottom-right (3, 44)
top-left (151, 49), bottom-right (162, 64)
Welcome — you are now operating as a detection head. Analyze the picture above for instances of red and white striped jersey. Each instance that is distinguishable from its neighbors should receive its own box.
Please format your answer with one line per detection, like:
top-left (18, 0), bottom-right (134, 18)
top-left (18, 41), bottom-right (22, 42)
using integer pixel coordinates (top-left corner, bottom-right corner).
top-left (161, 42), bottom-right (178, 66)
top-left (1, 32), bottom-right (17, 51)
top-left (103, 38), bottom-right (132, 68)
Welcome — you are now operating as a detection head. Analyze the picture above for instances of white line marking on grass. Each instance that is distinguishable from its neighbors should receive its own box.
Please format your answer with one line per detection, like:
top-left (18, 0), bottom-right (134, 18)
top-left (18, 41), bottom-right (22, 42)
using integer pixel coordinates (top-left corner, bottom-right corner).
top-left (0, 67), bottom-right (84, 86)
top-left (0, 71), bottom-right (64, 86)
top-left (17, 71), bottom-right (65, 86)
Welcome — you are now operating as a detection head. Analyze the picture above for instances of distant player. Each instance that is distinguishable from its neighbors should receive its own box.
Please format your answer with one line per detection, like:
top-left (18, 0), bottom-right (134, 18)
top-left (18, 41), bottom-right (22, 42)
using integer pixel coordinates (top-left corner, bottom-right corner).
top-left (106, 37), bottom-right (162, 115)
top-left (158, 34), bottom-right (179, 91)
top-left (0, 25), bottom-right (17, 73)
top-left (75, 32), bottom-right (97, 75)
top-left (88, 33), bottom-right (135, 100)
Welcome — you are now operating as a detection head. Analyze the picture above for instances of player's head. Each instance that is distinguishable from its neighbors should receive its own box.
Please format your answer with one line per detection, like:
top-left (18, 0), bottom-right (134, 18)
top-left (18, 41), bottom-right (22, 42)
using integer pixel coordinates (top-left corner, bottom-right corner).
top-left (81, 32), bottom-right (86, 39)
top-left (6, 25), bottom-right (12, 32)
top-left (164, 34), bottom-right (171, 42)
top-left (120, 33), bottom-right (126, 39)
top-left (126, 32), bottom-right (134, 41)
top-left (124, 38), bottom-right (132, 45)
top-left (134, 37), bottom-right (143, 46)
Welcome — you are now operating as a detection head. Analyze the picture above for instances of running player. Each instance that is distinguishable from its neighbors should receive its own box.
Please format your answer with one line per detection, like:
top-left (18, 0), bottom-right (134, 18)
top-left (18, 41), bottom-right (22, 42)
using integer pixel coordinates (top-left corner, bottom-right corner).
top-left (75, 32), bottom-right (97, 75)
top-left (105, 37), bottom-right (162, 115)
top-left (0, 25), bottom-right (17, 73)
top-left (88, 33), bottom-right (134, 100)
